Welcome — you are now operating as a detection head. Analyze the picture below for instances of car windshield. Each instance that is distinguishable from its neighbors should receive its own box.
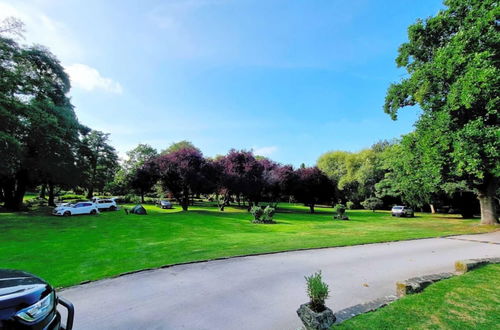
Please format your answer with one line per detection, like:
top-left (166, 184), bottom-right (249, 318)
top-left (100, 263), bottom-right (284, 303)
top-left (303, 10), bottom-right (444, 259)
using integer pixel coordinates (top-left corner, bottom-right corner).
top-left (393, 206), bottom-right (403, 210)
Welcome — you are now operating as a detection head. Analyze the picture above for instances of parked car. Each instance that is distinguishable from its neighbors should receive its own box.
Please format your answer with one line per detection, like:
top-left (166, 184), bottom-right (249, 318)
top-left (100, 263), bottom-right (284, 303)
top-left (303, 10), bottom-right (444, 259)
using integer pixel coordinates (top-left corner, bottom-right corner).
top-left (0, 269), bottom-right (74, 329)
top-left (92, 197), bottom-right (118, 211)
top-left (391, 205), bottom-right (414, 217)
top-left (157, 200), bottom-right (173, 209)
top-left (52, 202), bottom-right (99, 216)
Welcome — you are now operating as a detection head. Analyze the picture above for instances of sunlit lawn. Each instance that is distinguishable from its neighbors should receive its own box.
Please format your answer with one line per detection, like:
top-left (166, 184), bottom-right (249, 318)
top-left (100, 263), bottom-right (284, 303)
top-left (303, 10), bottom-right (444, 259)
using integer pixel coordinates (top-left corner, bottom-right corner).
top-left (336, 264), bottom-right (500, 329)
top-left (0, 203), bottom-right (496, 288)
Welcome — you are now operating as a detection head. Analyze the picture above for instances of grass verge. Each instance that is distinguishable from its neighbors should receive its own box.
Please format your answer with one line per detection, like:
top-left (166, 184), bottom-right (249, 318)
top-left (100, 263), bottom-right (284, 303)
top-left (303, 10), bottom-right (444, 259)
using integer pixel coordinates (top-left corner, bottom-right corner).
top-left (335, 263), bottom-right (500, 329)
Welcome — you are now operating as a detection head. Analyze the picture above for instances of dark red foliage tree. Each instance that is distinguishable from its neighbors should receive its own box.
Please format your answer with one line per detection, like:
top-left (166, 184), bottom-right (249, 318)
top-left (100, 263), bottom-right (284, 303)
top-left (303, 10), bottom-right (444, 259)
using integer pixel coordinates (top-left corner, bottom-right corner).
top-left (259, 159), bottom-right (298, 205)
top-left (217, 150), bottom-right (264, 208)
top-left (275, 165), bottom-right (299, 199)
top-left (259, 158), bottom-right (280, 204)
top-left (294, 167), bottom-right (335, 213)
top-left (155, 147), bottom-right (212, 211)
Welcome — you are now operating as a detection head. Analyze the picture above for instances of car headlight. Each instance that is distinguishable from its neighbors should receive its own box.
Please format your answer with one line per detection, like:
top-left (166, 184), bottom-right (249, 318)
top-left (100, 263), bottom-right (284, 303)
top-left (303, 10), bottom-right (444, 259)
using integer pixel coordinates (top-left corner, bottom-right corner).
top-left (16, 291), bottom-right (55, 322)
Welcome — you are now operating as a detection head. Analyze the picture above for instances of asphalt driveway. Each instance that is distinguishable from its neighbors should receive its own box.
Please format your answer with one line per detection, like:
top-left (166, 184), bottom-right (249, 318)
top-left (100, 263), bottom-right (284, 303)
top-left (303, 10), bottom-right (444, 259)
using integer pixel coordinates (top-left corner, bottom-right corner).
top-left (58, 232), bottom-right (500, 330)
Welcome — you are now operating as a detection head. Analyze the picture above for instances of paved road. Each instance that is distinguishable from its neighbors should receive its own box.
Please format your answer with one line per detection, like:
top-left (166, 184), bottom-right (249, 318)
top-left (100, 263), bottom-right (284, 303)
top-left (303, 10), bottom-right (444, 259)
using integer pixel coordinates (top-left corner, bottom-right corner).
top-left (58, 232), bottom-right (500, 330)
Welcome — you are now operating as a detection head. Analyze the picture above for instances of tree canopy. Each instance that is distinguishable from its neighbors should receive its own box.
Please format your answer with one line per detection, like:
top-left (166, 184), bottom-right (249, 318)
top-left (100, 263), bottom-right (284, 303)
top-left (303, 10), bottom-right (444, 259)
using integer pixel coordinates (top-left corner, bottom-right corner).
top-left (0, 29), bottom-right (83, 209)
top-left (383, 0), bottom-right (499, 224)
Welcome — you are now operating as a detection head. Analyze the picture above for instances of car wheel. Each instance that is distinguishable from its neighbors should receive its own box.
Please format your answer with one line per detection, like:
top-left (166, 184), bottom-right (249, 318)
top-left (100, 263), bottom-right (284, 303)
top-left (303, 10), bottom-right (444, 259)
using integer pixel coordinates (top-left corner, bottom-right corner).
top-left (109, 206), bottom-right (117, 211)
top-left (90, 209), bottom-right (97, 215)
top-left (64, 211), bottom-right (71, 217)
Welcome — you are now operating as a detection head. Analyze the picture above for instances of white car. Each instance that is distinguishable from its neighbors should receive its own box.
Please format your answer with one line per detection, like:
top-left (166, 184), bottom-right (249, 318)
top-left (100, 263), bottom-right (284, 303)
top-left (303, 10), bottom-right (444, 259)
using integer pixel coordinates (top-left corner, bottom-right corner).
top-left (92, 197), bottom-right (118, 211)
top-left (391, 205), bottom-right (414, 217)
top-left (53, 202), bottom-right (99, 216)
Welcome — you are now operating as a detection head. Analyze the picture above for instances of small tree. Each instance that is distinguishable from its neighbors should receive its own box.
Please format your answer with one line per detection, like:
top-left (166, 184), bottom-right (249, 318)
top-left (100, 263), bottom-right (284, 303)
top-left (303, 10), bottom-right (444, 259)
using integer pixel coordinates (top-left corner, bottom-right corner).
top-left (129, 161), bottom-right (159, 203)
top-left (305, 271), bottom-right (329, 312)
top-left (361, 197), bottom-right (383, 212)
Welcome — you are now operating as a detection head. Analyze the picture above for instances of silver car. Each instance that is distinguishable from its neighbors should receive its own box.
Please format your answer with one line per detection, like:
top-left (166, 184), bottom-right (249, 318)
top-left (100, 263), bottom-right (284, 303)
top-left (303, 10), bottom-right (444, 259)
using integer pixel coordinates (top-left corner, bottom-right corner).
top-left (157, 200), bottom-right (173, 209)
top-left (391, 205), bottom-right (414, 217)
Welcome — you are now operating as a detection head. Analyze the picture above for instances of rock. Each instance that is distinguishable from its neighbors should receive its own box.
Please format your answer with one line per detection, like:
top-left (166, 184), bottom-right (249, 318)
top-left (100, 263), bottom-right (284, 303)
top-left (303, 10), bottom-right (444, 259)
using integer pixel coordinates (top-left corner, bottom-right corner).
top-left (297, 303), bottom-right (336, 330)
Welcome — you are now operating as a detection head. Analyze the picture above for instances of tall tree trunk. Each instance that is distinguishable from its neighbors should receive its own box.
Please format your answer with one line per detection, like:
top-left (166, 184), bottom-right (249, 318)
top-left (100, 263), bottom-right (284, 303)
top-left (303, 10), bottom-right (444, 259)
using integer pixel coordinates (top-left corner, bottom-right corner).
top-left (87, 160), bottom-right (97, 200)
top-left (39, 184), bottom-right (46, 199)
top-left (429, 204), bottom-right (436, 214)
top-left (87, 186), bottom-right (94, 200)
top-left (47, 182), bottom-right (56, 206)
top-left (181, 191), bottom-right (189, 211)
top-left (309, 204), bottom-right (315, 213)
top-left (2, 172), bottom-right (28, 210)
top-left (141, 190), bottom-right (145, 204)
top-left (477, 180), bottom-right (498, 225)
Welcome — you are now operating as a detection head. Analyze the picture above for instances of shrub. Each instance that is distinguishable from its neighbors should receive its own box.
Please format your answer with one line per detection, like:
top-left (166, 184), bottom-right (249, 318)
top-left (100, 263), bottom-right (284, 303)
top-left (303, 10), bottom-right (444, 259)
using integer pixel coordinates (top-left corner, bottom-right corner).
top-left (114, 194), bottom-right (141, 204)
top-left (334, 203), bottom-right (349, 220)
top-left (346, 201), bottom-right (355, 210)
top-left (361, 197), bottom-right (383, 212)
top-left (59, 194), bottom-right (85, 201)
top-left (305, 271), bottom-right (330, 312)
top-left (250, 205), bottom-right (276, 224)
top-left (250, 206), bottom-right (264, 221)
top-left (335, 203), bottom-right (346, 215)
top-left (262, 205), bottom-right (276, 222)
top-left (25, 197), bottom-right (48, 208)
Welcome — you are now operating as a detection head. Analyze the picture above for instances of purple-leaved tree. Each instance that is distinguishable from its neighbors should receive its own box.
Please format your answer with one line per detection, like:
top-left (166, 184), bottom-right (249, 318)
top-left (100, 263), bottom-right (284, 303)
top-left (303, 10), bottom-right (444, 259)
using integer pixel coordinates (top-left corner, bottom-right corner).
top-left (294, 167), bottom-right (334, 213)
top-left (155, 147), bottom-right (212, 211)
top-left (216, 150), bottom-right (264, 209)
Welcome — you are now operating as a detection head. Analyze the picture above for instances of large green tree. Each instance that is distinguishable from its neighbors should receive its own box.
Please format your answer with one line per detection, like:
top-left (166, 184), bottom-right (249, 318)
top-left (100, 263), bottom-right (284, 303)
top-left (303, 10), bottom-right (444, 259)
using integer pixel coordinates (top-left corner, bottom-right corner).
top-left (0, 24), bottom-right (82, 210)
top-left (317, 142), bottom-right (391, 205)
top-left (384, 0), bottom-right (499, 224)
top-left (79, 130), bottom-right (119, 199)
top-left (110, 143), bottom-right (158, 196)
top-left (161, 140), bottom-right (200, 155)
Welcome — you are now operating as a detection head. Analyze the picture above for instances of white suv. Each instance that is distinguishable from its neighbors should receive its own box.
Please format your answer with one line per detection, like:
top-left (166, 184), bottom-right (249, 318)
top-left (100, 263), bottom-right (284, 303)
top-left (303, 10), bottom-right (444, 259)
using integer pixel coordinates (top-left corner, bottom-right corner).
top-left (391, 205), bottom-right (414, 217)
top-left (53, 202), bottom-right (99, 216)
top-left (92, 198), bottom-right (118, 211)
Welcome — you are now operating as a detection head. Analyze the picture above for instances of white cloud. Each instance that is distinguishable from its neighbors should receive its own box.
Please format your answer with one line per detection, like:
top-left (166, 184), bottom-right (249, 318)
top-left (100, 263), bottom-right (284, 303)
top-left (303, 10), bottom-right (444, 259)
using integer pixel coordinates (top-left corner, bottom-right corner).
top-left (65, 64), bottom-right (123, 94)
top-left (253, 146), bottom-right (278, 157)
top-left (0, 1), bottom-right (83, 62)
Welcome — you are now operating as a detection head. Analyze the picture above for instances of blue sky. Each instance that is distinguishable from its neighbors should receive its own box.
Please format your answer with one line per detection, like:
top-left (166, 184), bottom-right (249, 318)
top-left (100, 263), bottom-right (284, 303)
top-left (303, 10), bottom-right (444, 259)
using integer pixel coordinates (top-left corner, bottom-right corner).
top-left (1, 0), bottom-right (444, 166)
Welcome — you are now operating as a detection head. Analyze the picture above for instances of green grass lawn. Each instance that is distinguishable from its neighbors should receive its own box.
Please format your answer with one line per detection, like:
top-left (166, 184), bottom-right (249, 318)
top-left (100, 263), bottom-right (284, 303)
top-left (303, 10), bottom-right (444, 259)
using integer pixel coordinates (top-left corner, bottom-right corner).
top-left (335, 263), bottom-right (500, 329)
top-left (0, 203), bottom-right (496, 288)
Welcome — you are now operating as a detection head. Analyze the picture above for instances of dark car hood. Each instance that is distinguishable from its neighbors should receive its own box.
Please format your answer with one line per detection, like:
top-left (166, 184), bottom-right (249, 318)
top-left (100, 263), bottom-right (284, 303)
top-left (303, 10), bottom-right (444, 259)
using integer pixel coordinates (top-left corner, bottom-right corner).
top-left (0, 269), bottom-right (51, 310)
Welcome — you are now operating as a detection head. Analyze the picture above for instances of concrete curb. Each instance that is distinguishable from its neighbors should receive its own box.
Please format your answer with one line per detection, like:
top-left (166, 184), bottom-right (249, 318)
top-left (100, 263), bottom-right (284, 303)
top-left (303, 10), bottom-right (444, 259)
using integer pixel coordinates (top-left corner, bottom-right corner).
top-left (334, 295), bottom-right (398, 324)
top-left (396, 272), bottom-right (454, 297)
top-left (454, 257), bottom-right (500, 274)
